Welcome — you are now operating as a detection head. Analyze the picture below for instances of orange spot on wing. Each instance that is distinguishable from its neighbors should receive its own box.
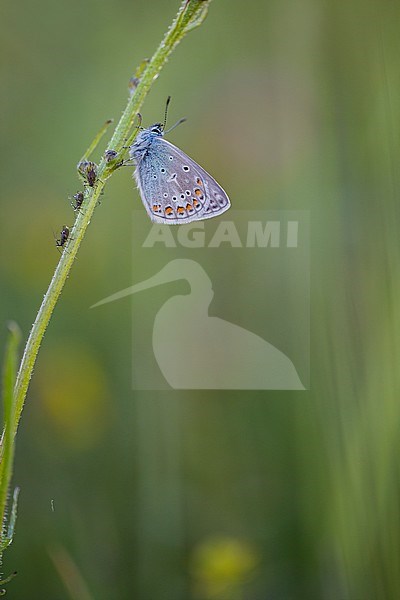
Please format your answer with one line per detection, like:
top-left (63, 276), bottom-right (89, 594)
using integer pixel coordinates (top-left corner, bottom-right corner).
top-left (186, 203), bottom-right (193, 211)
top-left (196, 178), bottom-right (203, 186)
top-left (194, 188), bottom-right (203, 197)
top-left (165, 207), bottom-right (174, 215)
top-left (177, 207), bottom-right (185, 214)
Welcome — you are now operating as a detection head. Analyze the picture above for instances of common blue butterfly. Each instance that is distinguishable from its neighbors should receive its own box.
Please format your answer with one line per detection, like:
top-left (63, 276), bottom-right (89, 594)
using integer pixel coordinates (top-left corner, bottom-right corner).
top-left (129, 98), bottom-right (231, 224)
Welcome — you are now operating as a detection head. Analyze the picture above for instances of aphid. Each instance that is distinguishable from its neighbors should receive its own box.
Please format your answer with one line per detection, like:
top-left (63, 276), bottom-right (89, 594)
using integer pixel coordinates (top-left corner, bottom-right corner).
top-left (85, 162), bottom-right (97, 187)
top-left (128, 77), bottom-right (140, 95)
top-left (78, 160), bottom-right (98, 187)
top-left (71, 191), bottom-right (84, 212)
top-left (55, 225), bottom-right (70, 249)
top-left (104, 149), bottom-right (118, 163)
top-left (128, 58), bottom-right (149, 95)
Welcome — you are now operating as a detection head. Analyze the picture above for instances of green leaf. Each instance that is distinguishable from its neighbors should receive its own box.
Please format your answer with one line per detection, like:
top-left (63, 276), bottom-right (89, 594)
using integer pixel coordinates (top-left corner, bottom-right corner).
top-left (182, 0), bottom-right (210, 32)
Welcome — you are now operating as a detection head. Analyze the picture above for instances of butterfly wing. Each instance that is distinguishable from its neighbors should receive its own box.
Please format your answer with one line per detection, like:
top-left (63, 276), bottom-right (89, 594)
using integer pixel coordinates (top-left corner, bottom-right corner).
top-left (134, 138), bottom-right (231, 224)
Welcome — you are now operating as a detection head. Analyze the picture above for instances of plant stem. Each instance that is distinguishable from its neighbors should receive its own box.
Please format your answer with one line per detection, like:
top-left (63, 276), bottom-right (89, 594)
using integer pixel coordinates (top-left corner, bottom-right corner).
top-left (11, 0), bottom-right (213, 436)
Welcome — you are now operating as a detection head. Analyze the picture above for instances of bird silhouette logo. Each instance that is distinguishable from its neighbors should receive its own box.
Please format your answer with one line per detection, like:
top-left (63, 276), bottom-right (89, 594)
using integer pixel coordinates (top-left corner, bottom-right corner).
top-left (92, 259), bottom-right (304, 390)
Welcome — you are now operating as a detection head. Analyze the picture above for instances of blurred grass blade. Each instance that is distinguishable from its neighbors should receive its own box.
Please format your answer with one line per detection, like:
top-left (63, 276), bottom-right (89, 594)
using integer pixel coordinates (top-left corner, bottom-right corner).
top-left (48, 544), bottom-right (94, 600)
top-left (0, 322), bottom-right (21, 553)
top-left (79, 119), bottom-right (113, 165)
top-left (0, 570), bottom-right (17, 595)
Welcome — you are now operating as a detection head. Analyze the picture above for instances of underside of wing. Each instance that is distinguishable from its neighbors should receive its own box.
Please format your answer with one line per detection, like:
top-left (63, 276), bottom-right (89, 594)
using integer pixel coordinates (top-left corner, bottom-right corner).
top-left (134, 139), bottom-right (231, 224)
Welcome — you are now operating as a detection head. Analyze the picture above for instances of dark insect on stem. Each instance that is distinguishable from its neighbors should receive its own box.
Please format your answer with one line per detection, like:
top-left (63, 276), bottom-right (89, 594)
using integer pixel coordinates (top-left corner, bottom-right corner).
top-left (86, 162), bottom-right (97, 187)
top-left (104, 148), bottom-right (125, 171)
top-left (104, 149), bottom-right (118, 163)
top-left (128, 58), bottom-right (149, 96)
top-left (77, 160), bottom-right (98, 187)
top-left (128, 77), bottom-right (140, 95)
top-left (71, 191), bottom-right (84, 212)
top-left (55, 225), bottom-right (70, 250)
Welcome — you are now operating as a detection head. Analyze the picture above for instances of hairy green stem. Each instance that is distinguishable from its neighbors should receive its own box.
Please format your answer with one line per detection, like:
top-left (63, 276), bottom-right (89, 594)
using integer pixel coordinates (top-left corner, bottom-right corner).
top-left (11, 0), bottom-right (212, 435)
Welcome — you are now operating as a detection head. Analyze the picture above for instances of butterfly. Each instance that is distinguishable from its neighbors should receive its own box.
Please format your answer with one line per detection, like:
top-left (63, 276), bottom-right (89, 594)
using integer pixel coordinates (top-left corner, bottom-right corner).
top-left (128, 98), bottom-right (231, 224)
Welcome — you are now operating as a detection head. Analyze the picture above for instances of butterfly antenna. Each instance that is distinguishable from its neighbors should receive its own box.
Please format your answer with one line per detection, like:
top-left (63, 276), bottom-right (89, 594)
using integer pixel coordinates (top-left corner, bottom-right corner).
top-left (165, 117), bottom-right (187, 134)
top-left (163, 96), bottom-right (171, 130)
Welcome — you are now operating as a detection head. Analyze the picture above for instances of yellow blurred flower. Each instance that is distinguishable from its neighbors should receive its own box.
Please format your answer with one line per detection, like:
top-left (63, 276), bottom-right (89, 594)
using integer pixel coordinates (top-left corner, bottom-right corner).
top-left (190, 535), bottom-right (259, 600)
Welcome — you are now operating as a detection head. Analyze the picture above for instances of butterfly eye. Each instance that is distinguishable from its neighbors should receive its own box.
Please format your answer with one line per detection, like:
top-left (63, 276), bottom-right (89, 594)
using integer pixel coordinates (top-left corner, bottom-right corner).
top-left (151, 124), bottom-right (162, 134)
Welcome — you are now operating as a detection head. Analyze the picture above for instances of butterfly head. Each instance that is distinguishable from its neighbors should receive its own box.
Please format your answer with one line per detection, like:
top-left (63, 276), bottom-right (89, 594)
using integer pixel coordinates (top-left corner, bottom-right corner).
top-left (129, 98), bottom-right (185, 160)
top-left (130, 123), bottom-right (164, 158)
top-left (148, 123), bottom-right (164, 136)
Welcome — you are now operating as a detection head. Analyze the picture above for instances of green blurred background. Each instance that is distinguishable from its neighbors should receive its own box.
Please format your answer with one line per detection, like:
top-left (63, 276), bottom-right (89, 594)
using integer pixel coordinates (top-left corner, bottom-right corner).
top-left (1, 0), bottom-right (400, 598)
